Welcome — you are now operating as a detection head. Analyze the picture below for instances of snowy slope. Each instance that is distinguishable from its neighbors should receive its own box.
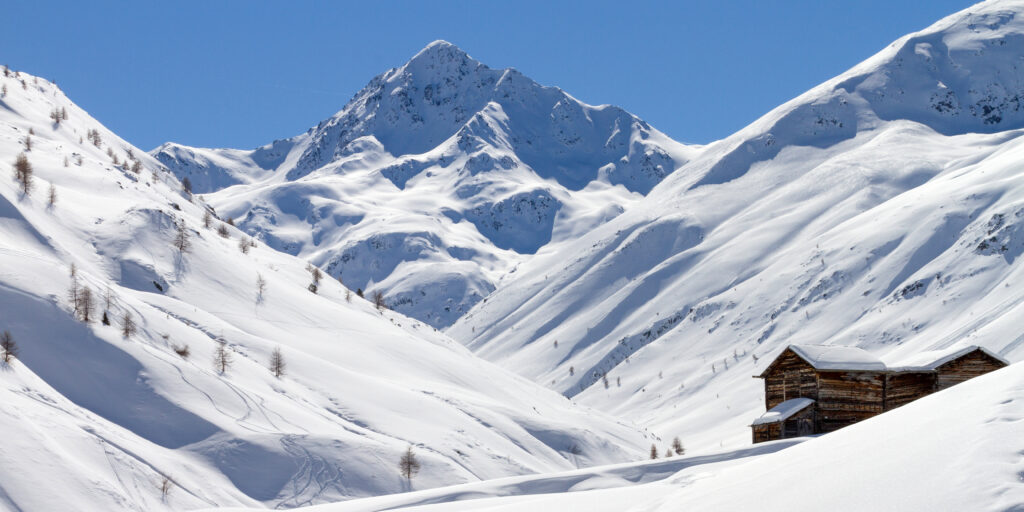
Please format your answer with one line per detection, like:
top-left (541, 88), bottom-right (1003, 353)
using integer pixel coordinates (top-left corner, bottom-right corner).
top-left (216, 361), bottom-right (1024, 512)
top-left (153, 41), bottom-right (700, 328)
top-left (450, 0), bottom-right (1024, 452)
top-left (0, 70), bottom-right (653, 511)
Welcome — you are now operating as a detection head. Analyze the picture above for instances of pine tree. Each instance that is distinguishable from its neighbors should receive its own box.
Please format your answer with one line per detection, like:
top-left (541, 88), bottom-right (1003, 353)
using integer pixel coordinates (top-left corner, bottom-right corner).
top-left (269, 346), bottom-right (285, 378)
top-left (1, 331), bottom-right (18, 364)
top-left (399, 445), bottom-right (421, 488)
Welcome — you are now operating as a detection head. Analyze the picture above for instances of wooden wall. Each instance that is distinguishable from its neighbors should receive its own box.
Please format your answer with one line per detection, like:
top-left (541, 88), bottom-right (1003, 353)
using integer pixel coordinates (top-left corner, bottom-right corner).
top-left (884, 372), bottom-right (935, 411)
top-left (815, 371), bottom-right (884, 433)
top-left (763, 349), bottom-right (819, 410)
top-left (936, 350), bottom-right (1007, 390)
top-left (752, 422), bottom-right (781, 444)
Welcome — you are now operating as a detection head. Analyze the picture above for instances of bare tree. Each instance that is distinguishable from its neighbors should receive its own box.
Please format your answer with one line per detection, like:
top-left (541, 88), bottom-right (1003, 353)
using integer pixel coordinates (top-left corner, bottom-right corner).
top-left (238, 236), bottom-right (250, 254)
top-left (671, 437), bottom-right (685, 456)
top-left (173, 344), bottom-right (190, 359)
top-left (399, 445), bottom-right (421, 488)
top-left (345, 288), bottom-right (352, 302)
top-left (306, 263), bottom-right (323, 294)
top-left (68, 264), bottom-right (80, 317)
top-left (159, 476), bottom-right (173, 500)
top-left (173, 221), bottom-right (191, 254)
top-left (0, 84), bottom-right (6, 97)
top-left (202, 210), bottom-right (213, 228)
top-left (214, 340), bottom-right (232, 374)
top-left (649, 444), bottom-right (658, 460)
top-left (12, 153), bottom-right (32, 195)
top-left (23, 135), bottom-right (31, 151)
top-left (1, 331), bottom-right (17, 364)
top-left (121, 312), bottom-right (136, 338)
top-left (256, 273), bottom-right (267, 303)
top-left (181, 177), bottom-right (192, 196)
top-left (664, 448), bottom-right (673, 458)
top-left (130, 160), bottom-right (141, 174)
top-left (50, 107), bottom-right (64, 125)
top-left (87, 128), bottom-right (102, 147)
top-left (77, 286), bottom-right (95, 323)
top-left (373, 290), bottom-right (387, 310)
top-left (47, 183), bottom-right (57, 207)
top-left (103, 287), bottom-right (115, 311)
top-left (269, 346), bottom-right (285, 378)
top-left (217, 223), bottom-right (230, 238)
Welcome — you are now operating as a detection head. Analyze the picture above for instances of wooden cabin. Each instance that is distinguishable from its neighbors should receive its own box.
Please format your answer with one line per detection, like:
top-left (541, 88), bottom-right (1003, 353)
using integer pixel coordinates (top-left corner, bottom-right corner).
top-left (751, 344), bottom-right (1008, 443)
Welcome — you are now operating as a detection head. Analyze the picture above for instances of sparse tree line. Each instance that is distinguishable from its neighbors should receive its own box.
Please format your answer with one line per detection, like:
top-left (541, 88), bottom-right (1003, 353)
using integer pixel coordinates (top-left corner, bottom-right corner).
top-left (649, 437), bottom-right (685, 460)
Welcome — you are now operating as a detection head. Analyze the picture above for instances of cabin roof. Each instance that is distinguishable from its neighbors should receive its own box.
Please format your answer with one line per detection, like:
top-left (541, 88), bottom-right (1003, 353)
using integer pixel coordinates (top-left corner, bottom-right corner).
top-left (883, 345), bottom-right (1009, 371)
top-left (751, 398), bottom-right (814, 426)
top-left (758, 344), bottom-right (886, 377)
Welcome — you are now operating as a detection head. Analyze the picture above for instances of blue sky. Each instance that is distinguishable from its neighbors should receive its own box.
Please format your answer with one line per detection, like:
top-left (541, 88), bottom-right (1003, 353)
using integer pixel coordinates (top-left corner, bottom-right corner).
top-left (2, 1), bottom-right (975, 150)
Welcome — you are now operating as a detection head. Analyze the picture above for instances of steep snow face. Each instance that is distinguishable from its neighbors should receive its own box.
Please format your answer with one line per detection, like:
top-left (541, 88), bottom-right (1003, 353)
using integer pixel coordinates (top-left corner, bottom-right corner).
top-left (450, 0), bottom-right (1024, 452)
top-left (0, 71), bottom-right (652, 511)
top-left (153, 41), bottom-right (699, 327)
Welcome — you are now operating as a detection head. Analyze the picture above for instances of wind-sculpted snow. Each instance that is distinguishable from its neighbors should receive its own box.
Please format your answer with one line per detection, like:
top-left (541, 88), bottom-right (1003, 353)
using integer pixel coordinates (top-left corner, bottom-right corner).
top-left (0, 69), bottom-right (652, 511)
top-left (452, 0), bottom-right (1024, 456)
top-left (154, 40), bottom-right (698, 327)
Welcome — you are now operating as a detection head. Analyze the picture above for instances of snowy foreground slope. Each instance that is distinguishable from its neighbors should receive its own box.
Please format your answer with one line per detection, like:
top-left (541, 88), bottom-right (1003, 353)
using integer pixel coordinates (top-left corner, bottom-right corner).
top-left (153, 41), bottom-right (699, 328)
top-left (451, 0), bottom-right (1024, 451)
top-left (216, 361), bottom-right (1024, 512)
top-left (0, 71), bottom-right (652, 510)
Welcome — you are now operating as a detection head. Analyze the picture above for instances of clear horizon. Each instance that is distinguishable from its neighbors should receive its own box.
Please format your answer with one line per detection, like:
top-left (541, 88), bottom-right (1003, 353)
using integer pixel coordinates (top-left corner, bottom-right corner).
top-left (3, 0), bottom-right (976, 150)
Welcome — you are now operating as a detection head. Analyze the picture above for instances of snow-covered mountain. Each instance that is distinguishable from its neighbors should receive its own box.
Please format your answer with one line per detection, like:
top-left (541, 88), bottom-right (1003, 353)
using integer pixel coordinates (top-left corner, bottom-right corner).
top-left (152, 41), bottom-right (699, 328)
top-left (0, 69), bottom-right (653, 511)
top-left (450, 0), bottom-right (1024, 451)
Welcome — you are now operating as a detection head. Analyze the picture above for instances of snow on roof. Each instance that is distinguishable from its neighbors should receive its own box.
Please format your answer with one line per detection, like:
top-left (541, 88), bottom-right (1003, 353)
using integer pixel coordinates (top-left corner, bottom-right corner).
top-left (751, 398), bottom-right (815, 426)
top-left (786, 344), bottom-right (887, 371)
top-left (884, 345), bottom-right (1009, 372)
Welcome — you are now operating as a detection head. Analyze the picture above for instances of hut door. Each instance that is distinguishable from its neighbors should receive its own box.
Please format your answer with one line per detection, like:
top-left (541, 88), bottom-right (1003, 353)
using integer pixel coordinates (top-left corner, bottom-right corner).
top-left (798, 417), bottom-right (813, 436)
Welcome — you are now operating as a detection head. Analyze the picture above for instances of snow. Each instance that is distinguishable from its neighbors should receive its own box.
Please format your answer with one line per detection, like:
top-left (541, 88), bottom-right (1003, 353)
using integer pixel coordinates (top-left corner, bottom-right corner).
top-left (450, 0), bottom-right (1024, 456)
top-left (785, 344), bottom-right (886, 372)
top-left (0, 69), bottom-right (652, 510)
top-left (750, 398), bottom-right (814, 426)
top-left (3, 0), bottom-right (1024, 509)
top-left (883, 344), bottom-right (1010, 371)
top-left (152, 42), bottom-right (700, 328)
top-left (213, 361), bottom-right (1024, 512)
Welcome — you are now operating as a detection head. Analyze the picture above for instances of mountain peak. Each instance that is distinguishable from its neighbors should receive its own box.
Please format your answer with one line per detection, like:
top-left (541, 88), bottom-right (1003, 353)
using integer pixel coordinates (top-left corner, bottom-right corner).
top-left (401, 39), bottom-right (484, 77)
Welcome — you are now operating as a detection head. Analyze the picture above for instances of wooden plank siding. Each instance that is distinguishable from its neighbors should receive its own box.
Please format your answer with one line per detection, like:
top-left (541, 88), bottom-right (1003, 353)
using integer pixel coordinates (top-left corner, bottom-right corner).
top-left (935, 350), bottom-right (1007, 390)
top-left (751, 422), bottom-right (781, 444)
top-left (763, 349), bottom-right (819, 410)
top-left (883, 372), bottom-right (936, 411)
top-left (815, 371), bottom-right (885, 433)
